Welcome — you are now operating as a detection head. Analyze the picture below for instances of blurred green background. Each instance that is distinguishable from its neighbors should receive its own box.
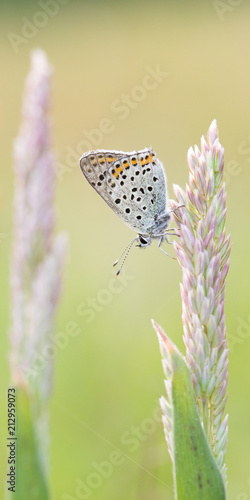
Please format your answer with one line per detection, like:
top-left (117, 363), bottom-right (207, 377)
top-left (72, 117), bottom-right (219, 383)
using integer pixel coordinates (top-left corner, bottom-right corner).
top-left (1, 0), bottom-right (250, 498)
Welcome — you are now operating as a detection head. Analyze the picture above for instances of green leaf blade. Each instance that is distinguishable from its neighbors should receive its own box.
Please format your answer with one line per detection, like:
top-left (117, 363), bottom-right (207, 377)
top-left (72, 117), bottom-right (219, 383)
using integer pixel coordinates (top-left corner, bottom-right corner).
top-left (171, 348), bottom-right (226, 500)
top-left (152, 322), bottom-right (226, 500)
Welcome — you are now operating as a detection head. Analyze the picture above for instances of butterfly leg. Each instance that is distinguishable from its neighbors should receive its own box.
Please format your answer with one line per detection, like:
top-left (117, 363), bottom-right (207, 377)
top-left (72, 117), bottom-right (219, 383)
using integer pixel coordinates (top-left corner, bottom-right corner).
top-left (158, 235), bottom-right (176, 259)
top-left (165, 235), bottom-right (173, 245)
top-left (158, 246), bottom-right (176, 259)
top-left (165, 229), bottom-right (180, 237)
top-left (165, 229), bottom-right (180, 235)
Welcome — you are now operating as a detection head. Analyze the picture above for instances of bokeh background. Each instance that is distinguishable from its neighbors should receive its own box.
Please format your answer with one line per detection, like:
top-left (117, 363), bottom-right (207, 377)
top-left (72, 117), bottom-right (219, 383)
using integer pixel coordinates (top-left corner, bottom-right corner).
top-left (1, 0), bottom-right (250, 498)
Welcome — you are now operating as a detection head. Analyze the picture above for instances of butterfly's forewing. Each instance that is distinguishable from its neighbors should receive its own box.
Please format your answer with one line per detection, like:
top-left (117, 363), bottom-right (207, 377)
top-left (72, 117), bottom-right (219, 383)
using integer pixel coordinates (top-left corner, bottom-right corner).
top-left (79, 149), bottom-right (122, 200)
top-left (80, 148), bottom-right (168, 234)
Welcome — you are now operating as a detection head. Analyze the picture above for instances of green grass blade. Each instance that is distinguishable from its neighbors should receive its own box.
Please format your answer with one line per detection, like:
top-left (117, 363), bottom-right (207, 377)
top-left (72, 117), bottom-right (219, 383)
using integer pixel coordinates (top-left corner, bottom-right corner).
top-left (171, 346), bottom-right (226, 499)
top-left (154, 323), bottom-right (226, 500)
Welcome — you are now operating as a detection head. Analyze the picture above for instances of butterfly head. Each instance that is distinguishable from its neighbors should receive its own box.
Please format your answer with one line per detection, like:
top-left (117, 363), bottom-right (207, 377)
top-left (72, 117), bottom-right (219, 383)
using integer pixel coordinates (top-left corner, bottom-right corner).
top-left (137, 234), bottom-right (152, 249)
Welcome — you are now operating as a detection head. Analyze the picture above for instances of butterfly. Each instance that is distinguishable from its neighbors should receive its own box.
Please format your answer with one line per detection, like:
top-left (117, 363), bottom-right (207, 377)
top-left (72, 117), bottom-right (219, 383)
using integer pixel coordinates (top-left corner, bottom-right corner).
top-left (80, 148), bottom-right (180, 274)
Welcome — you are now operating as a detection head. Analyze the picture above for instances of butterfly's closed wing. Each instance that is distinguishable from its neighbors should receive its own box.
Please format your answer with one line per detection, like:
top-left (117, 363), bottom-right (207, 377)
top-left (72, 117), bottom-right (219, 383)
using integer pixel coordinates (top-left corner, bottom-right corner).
top-left (80, 148), bottom-right (168, 234)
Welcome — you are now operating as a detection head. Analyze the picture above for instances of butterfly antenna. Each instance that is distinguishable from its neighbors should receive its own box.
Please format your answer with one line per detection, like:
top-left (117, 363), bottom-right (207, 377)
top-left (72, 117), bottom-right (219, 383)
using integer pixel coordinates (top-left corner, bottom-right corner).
top-left (113, 237), bottom-right (138, 276)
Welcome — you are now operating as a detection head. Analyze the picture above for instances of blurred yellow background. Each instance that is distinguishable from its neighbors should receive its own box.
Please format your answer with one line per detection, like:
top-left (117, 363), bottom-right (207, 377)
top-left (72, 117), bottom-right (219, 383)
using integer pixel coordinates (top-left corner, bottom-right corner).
top-left (1, 0), bottom-right (250, 498)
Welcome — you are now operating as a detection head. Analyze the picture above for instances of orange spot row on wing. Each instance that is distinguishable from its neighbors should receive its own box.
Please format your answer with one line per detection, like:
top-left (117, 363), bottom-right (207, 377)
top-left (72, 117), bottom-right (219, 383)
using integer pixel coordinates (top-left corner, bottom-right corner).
top-left (111, 162), bottom-right (125, 178)
top-left (139, 155), bottom-right (151, 166)
top-left (91, 156), bottom-right (106, 165)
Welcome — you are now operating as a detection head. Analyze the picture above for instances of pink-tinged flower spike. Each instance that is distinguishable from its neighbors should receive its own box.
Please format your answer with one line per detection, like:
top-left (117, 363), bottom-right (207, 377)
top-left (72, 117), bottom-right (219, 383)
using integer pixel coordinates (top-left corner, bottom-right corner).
top-left (152, 320), bottom-right (174, 462)
top-left (10, 49), bottom-right (67, 463)
top-left (170, 120), bottom-right (231, 483)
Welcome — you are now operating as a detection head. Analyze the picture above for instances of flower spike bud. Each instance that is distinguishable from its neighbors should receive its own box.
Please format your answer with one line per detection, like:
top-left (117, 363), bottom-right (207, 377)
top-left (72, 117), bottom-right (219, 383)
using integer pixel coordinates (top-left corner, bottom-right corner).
top-left (172, 121), bottom-right (230, 484)
top-left (10, 49), bottom-right (67, 468)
